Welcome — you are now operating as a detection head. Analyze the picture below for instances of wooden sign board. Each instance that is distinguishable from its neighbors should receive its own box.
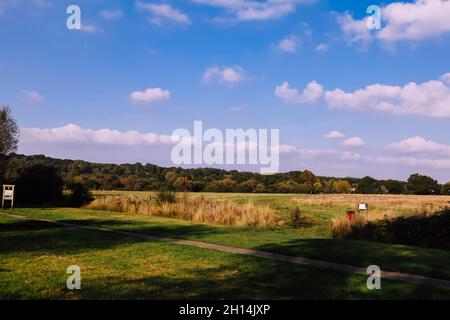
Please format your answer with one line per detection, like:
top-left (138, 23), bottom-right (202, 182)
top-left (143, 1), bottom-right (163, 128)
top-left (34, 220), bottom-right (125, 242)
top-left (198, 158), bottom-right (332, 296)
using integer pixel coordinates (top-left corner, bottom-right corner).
top-left (358, 203), bottom-right (368, 211)
top-left (2, 185), bottom-right (15, 209)
top-left (4, 190), bottom-right (13, 198)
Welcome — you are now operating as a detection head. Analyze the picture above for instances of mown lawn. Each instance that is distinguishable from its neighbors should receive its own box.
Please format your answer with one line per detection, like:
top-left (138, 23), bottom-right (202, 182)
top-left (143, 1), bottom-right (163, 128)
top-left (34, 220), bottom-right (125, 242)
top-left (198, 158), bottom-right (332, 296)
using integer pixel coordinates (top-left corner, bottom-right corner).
top-left (1, 207), bottom-right (450, 299)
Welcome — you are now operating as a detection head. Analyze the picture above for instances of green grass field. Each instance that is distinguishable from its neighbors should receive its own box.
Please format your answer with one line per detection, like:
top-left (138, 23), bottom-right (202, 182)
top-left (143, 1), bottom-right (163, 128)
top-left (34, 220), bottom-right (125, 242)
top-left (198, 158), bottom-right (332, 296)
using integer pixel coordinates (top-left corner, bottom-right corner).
top-left (1, 192), bottom-right (450, 299)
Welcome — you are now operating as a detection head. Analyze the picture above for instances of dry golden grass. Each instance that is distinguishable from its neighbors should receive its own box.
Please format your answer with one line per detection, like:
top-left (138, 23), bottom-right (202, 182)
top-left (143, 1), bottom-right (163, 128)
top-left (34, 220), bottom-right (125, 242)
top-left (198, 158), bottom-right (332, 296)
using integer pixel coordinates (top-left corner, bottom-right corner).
top-left (294, 194), bottom-right (450, 216)
top-left (318, 194), bottom-right (450, 237)
top-left (85, 193), bottom-right (277, 228)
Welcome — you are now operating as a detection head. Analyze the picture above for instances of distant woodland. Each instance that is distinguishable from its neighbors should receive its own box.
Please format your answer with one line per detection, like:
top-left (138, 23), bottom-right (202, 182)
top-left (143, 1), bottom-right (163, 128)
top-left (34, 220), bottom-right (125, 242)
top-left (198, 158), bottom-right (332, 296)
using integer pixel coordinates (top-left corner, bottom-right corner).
top-left (3, 154), bottom-right (449, 195)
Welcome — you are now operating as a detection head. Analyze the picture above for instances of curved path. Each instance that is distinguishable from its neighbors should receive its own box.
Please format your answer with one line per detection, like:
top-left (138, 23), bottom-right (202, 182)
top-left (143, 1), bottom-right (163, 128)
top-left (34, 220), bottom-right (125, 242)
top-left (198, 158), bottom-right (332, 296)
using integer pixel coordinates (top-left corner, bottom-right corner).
top-left (2, 212), bottom-right (450, 291)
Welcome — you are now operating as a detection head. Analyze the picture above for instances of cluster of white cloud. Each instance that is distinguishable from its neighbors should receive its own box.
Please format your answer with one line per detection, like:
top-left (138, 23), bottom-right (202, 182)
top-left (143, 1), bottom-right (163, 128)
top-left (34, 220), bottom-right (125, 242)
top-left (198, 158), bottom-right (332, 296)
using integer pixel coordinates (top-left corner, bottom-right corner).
top-left (275, 72), bottom-right (450, 118)
top-left (336, 12), bottom-right (372, 48)
top-left (277, 35), bottom-right (300, 53)
top-left (388, 136), bottom-right (450, 156)
top-left (136, 1), bottom-right (191, 25)
top-left (21, 124), bottom-right (174, 146)
top-left (314, 43), bottom-right (328, 52)
top-left (80, 24), bottom-right (102, 34)
top-left (323, 130), bottom-right (364, 147)
top-left (379, 0), bottom-right (450, 42)
top-left (203, 65), bottom-right (247, 84)
top-left (324, 130), bottom-right (344, 139)
top-left (22, 90), bottom-right (43, 104)
top-left (279, 143), bottom-right (450, 170)
top-left (341, 137), bottom-right (365, 147)
top-left (229, 104), bottom-right (247, 112)
top-left (338, 0), bottom-right (450, 45)
top-left (101, 9), bottom-right (123, 20)
top-left (130, 87), bottom-right (171, 104)
top-left (325, 73), bottom-right (450, 118)
top-left (192, 0), bottom-right (314, 22)
top-left (274, 81), bottom-right (323, 104)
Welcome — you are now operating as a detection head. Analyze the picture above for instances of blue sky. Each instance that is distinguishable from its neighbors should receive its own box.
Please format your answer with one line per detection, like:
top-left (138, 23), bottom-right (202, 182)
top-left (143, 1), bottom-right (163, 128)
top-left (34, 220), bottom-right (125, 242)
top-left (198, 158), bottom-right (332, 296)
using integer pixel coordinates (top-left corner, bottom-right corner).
top-left (1, 0), bottom-right (450, 182)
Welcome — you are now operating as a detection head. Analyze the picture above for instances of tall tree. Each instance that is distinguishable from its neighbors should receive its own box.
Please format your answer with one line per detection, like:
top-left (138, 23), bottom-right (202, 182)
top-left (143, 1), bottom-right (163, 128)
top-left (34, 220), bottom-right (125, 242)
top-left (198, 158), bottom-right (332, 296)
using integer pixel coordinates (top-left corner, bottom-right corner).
top-left (357, 176), bottom-right (381, 194)
top-left (443, 182), bottom-right (450, 195)
top-left (0, 106), bottom-right (19, 156)
top-left (0, 106), bottom-right (19, 185)
top-left (406, 173), bottom-right (440, 195)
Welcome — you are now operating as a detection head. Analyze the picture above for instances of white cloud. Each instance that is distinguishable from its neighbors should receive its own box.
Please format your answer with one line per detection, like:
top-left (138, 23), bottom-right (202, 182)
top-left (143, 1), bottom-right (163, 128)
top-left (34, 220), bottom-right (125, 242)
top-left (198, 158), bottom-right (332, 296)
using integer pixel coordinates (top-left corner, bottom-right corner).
top-left (80, 24), bottom-right (102, 33)
top-left (324, 130), bottom-right (345, 139)
top-left (324, 72), bottom-right (450, 118)
top-left (277, 35), bottom-right (300, 53)
top-left (130, 87), bottom-right (171, 103)
top-left (338, 0), bottom-right (450, 46)
top-left (192, 0), bottom-right (313, 21)
top-left (136, 1), bottom-right (191, 25)
top-left (388, 136), bottom-right (450, 156)
top-left (22, 90), bottom-right (43, 104)
top-left (336, 12), bottom-right (373, 48)
top-left (368, 156), bottom-right (450, 169)
top-left (101, 9), bottom-right (123, 19)
top-left (342, 137), bottom-right (365, 147)
top-left (279, 143), bottom-right (450, 170)
top-left (275, 81), bottom-right (324, 104)
top-left (379, 0), bottom-right (450, 42)
top-left (315, 43), bottom-right (329, 52)
top-left (229, 104), bottom-right (246, 112)
top-left (441, 73), bottom-right (450, 84)
top-left (21, 124), bottom-right (174, 146)
top-left (203, 66), bottom-right (246, 84)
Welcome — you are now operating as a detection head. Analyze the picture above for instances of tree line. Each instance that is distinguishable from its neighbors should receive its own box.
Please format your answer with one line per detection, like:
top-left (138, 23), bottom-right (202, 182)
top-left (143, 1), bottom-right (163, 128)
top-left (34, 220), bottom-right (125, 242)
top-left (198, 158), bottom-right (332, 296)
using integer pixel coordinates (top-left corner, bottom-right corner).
top-left (1, 105), bottom-right (449, 197)
top-left (2, 153), bottom-right (449, 195)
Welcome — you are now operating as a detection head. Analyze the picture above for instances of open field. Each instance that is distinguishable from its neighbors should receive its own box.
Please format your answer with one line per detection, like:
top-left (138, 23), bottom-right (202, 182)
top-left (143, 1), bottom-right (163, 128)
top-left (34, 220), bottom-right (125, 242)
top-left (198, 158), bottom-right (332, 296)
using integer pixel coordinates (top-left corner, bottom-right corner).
top-left (1, 192), bottom-right (450, 299)
top-left (92, 191), bottom-right (450, 236)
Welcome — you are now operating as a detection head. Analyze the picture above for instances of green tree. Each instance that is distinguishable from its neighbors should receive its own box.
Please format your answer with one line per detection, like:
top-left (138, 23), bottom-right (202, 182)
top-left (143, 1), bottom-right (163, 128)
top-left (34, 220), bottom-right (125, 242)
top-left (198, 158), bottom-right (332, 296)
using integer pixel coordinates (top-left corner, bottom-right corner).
top-left (443, 182), bottom-right (450, 195)
top-left (357, 176), bottom-right (381, 194)
top-left (406, 173), bottom-right (440, 195)
top-left (15, 164), bottom-right (64, 204)
top-left (0, 106), bottom-right (19, 156)
top-left (334, 180), bottom-right (351, 194)
top-left (276, 180), bottom-right (299, 193)
top-left (313, 180), bottom-right (323, 194)
top-left (172, 176), bottom-right (193, 192)
top-left (384, 179), bottom-right (405, 194)
top-left (300, 170), bottom-right (315, 184)
top-left (238, 179), bottom-right (258, 193)
top-left (0, 106), bottom-right (19, 186)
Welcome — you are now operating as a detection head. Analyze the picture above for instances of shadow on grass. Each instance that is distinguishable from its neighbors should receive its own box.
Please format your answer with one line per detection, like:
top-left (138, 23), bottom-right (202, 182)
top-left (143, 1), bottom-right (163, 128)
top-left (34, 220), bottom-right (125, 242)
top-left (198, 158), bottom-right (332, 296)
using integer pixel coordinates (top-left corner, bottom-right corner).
top-left (0, 216), bottom-right (450, 299)
top-left (3, 216), bottom-right (450, 281)
top-left (254, 238), bottom-right (450, 281)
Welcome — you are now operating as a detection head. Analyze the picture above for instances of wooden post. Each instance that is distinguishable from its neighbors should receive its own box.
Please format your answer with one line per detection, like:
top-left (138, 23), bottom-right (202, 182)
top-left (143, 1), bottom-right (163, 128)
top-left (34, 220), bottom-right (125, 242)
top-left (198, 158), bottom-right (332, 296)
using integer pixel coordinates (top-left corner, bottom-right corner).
top-left (2, 185), bottom-right (15, 209)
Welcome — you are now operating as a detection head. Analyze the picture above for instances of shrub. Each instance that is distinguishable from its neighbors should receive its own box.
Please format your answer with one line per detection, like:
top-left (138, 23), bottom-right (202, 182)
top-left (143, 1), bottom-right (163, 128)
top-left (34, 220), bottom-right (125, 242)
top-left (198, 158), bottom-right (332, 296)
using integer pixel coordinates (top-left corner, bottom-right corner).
top-left (155, 190), bottom-right (177, 205)
top-left (15, 164), bottom-right (63, 204)
top-left (289, 207), bottom-right (316, 228)
top-left (66, 182), bottom-right (93, 207)
top-left (333, 207), bottom-right (450, 250)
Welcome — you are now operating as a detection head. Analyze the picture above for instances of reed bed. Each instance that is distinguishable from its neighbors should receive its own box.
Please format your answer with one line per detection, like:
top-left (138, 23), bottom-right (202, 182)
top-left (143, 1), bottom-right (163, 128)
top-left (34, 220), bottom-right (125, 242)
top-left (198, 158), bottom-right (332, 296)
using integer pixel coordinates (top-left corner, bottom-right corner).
top-left (85, 194), bottom-right (277, 228)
